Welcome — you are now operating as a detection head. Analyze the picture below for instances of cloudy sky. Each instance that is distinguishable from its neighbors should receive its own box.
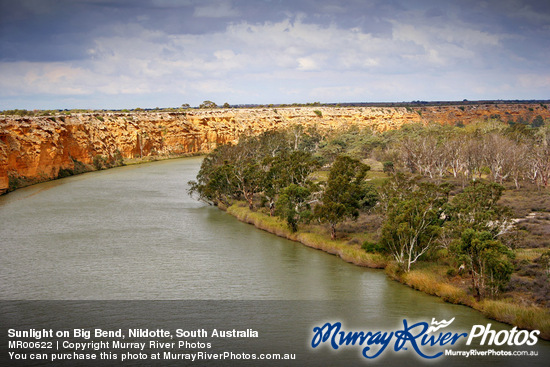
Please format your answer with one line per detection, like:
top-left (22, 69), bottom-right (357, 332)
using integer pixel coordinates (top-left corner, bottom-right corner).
top-left (0, 0), bottom-right (549, 110)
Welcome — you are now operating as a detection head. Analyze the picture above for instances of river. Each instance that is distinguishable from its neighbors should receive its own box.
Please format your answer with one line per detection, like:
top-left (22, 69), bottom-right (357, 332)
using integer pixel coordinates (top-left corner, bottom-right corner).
top-left (0, 157), bottom-right (548, 366)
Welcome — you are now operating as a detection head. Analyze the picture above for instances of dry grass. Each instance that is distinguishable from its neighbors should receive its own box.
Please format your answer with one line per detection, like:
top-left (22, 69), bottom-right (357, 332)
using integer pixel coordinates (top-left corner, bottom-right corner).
top-left (515, 248), bottom-right (547, 262)
top-left (226, 201), bottom-right (550, 340)
top-left (227, 204), bottom-right (294, 239)
top-left (226, 203), bottom-right (388, 269)
top-left (363, 158), bottom-right (384, 171)
top-left (500, 185), bottom-right (550, 217)
top-left (389, 265), bottom-right (475, 306)
top-left (479, 300), bottom-right (550, 340)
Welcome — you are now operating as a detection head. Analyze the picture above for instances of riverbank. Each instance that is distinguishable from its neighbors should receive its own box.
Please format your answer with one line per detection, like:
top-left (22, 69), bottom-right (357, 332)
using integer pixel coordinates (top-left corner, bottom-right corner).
top-left (3, 152), bottom-right (201, 195)
top-left (225, 202), bottom-right (550, 340)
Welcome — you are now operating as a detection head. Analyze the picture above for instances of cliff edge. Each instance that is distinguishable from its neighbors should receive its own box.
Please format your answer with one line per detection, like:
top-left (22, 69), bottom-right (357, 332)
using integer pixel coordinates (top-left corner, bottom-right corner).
top-left (1, 104), bottom-right (548, 194)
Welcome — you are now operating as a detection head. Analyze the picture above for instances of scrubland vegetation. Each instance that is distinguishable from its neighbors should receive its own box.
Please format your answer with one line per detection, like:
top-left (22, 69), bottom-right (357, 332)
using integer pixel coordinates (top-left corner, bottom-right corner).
top-left (189, 118), bottom-right (550, 338)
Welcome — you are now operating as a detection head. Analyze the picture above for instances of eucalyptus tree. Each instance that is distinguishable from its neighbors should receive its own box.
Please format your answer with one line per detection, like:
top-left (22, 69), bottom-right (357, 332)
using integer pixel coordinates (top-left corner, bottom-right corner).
top-left (379, 174), bottom-right (450, 272)
top-left (314, 155), bottom-right (375, 240)
top-left (454, 229), bottom-right (514, 299)
top-left (275, 184), bottom-right (314, 232)
top-left (445, 181), bottom-right (512, 239)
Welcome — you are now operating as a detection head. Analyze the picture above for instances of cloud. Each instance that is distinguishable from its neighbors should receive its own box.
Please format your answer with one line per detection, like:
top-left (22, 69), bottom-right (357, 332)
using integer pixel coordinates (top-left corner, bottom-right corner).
top-left (0, 62), bottom-right (89, 96)
top-left (0, 0), bottom-right (549, 109)
top-left (194, 1), bottom-right (240, 18)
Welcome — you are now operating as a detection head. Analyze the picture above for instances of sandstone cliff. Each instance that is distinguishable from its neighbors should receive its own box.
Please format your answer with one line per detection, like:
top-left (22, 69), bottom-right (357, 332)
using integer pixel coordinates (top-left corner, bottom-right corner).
top-left (1, 104), bottom-right (549, 194)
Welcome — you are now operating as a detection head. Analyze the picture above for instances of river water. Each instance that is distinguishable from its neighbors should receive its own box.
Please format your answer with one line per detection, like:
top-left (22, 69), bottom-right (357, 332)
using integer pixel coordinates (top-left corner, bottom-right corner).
top-left (0, 157), bottom-right (548, 366)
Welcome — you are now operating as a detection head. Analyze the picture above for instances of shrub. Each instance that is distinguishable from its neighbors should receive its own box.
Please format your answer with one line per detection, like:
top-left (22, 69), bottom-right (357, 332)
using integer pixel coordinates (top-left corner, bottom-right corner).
top-left (93, 155), bottom-right (107, 170)
top-left (446, 268), bottom-right (457, 277)
top-left (382, 161), bottom-right (394, 174)
top-left (362, 241), bottom-right (384, 253)
top-left (57, 168), bottom-right (74, 178)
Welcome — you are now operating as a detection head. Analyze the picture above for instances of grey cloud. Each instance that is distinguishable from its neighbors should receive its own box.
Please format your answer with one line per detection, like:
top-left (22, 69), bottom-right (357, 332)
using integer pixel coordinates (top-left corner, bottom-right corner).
top-left (0, 0), bottom-right (549, 109)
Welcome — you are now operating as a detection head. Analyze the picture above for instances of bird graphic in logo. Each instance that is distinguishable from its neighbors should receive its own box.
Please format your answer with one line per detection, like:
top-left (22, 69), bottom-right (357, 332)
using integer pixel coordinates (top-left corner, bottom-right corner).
top-left (426, 317), bottom-right (456, 333)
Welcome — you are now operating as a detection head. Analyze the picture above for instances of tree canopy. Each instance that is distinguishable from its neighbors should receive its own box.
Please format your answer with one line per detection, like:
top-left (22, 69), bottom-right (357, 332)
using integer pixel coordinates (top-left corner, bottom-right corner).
top-left (314, 155), bottom-right (375, 239)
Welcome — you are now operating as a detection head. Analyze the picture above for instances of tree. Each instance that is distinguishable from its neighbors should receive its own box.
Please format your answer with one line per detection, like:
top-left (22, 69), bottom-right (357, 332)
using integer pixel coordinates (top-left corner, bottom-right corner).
top-left (188, 136), bottom-right (268, 209)
top-left (314, 156), bottom-right (374, 240)
top-left (507, 142), bottom-right (529, 189)
top-left (188, 145), bottom-right (238, 206)
top-left (188, 130), bottom-right (319, 211)
top-left (263, 150), bottom-right (321, 215)
top-left (379, 175), bottom-right (450, 272)
top-left (445, 181), bottom-right (512, 239)
top-left (482, 133), bottom-right (515, 184)
top-left (461, 136), bottom-right (485, 181)
top-left (532, 126), bottom-right (550, 187)
top-left (275, 184), bottom-right (313, 232)
top-left (453, 229), bottom-right (514, 299)
top-left (199, 100), bottom-right (217, 109)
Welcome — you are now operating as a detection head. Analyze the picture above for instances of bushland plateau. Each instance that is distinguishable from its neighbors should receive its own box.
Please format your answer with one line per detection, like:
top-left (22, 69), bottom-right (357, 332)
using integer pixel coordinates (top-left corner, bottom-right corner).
top-left (2, 102), bottom-right (549, 194)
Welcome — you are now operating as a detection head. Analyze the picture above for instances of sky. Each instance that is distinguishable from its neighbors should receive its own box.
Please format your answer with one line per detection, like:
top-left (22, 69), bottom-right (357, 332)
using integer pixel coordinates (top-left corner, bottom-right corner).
top-left (0, 0), bottom-right (549, 110)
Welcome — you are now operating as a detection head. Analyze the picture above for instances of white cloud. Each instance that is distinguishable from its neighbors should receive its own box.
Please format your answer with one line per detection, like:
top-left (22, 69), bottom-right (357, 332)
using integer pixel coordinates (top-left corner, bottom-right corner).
top-left (0, 62), bottom-right (88, 95)
top-left (1, 9), bottom-right (549, 108)
top-left (390, 19), bottom-right (502, 69)
top-left (517, 74), bottom-right (550, 89)
top-left (297, 57), bottom-right (319, 71)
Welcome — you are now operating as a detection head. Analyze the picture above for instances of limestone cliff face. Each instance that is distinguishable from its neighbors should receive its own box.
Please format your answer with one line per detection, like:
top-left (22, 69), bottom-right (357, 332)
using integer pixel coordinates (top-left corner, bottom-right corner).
top-left (1, 104), bottom-right (549, 194)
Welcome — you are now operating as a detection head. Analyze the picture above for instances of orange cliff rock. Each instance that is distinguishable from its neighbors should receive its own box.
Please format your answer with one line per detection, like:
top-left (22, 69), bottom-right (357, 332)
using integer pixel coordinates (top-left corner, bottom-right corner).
top-left (1, 104), bottom-right (549, 194)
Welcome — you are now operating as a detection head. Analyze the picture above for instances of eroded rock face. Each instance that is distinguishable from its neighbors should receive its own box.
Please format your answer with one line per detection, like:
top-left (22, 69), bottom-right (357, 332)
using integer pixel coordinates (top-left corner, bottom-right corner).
top-left (1, 104), bottom-right (548, 194)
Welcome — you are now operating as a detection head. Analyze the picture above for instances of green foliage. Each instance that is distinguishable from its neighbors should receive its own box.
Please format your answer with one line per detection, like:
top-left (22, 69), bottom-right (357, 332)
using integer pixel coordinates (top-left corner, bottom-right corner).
top-left (187, 111), bottom-right (550, 309)
top-left (314, 155), bottom-right (374, 239)
top-left (114, 149), bottom-right (125, 166)
top-left (188, 128), bottom-right (322, 210)
top-left (379, 174), bottom-right (450, 272)
top-left (57, 168), bottom-right (74, 178)
top-left (445, 181), bottom-right (511, 238)
top-left (2, 109), bottom-right (32, 116)
top-left (8, 174), bottom-right (23, 190)
top-left (362, 241), bottom-right (385, 253)
top-left (193, 140), bottom-right (265, 209)
top-left (318, 127), bottom-right (383, 162)
top-left (539, 250), bottom-right (550, 277)
top-left (382, 161), bottom-right (394, 174)
top-left (199, 100), bottom-right (217, 109)
top-left (189, 157), bottom-right (236, 206)
top-left (93, 155), bottom-right (107, 170)
top-left (275, 184), bottom-right (313, 232)
top-left (453, 229), bottom-right (514, 299)
top-left (263, 149), bottom-right (321, 205)
top-left (313, 110), bottom-right (323, 117)
top-left (446, 268), bottom-right (457, 277)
